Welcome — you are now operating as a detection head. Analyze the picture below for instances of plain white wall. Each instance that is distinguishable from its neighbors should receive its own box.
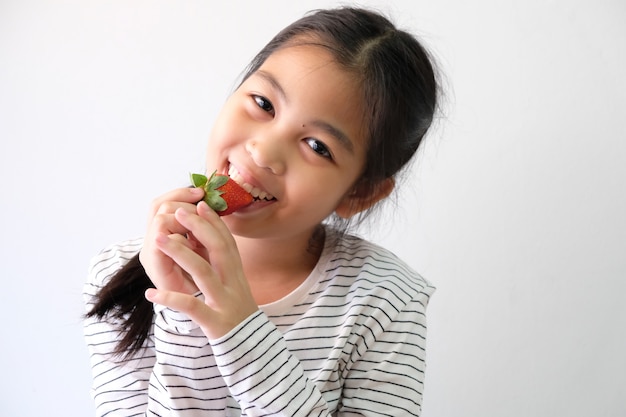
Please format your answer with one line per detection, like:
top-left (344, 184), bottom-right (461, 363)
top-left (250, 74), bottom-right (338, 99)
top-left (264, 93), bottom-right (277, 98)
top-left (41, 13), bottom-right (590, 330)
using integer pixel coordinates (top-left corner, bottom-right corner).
top-left (1, 0), bottom-right (624, 416)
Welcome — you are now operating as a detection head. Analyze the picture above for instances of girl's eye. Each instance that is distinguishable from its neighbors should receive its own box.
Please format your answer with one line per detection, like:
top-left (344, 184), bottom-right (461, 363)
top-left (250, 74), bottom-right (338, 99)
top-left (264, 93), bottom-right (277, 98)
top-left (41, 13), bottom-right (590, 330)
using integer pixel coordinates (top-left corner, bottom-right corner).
top-left (305, 138), bottom-right (333, 160)
top-left (253, 95), bottom-right (274, 114)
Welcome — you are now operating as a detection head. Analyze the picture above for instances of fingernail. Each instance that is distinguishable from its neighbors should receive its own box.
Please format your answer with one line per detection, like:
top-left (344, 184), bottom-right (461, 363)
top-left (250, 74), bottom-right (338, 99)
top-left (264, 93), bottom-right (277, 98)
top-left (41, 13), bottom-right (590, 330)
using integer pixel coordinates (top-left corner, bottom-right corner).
top-left (145, 288), bottom-right (157, 302)
top-left (198, 201), bottom-right (216, 217)
top-left (155, 232), bottom-right (170, 244)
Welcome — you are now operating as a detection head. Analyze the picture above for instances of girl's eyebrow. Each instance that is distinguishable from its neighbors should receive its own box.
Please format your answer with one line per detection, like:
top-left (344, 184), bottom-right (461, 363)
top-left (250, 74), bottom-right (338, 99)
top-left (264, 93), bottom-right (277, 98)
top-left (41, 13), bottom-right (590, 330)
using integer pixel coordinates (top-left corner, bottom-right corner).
top-left (256, 70), bottom-right (289, 104)
top-left (254, 70), bottom-right (355, 154)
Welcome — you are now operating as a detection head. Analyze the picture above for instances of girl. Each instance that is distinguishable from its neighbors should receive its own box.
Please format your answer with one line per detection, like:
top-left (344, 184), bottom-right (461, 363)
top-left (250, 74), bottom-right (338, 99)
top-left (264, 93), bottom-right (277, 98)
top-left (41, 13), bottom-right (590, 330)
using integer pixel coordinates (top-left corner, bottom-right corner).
top-left (84, 6), bottom-right (440, 417)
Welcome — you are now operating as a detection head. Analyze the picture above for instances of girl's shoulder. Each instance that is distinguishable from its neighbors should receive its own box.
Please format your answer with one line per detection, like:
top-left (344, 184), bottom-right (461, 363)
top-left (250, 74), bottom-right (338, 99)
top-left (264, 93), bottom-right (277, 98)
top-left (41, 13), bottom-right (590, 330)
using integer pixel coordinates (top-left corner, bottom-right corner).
top-left (87, 237), bottom-right (144, 288)
top-left (321, 229), bottom-right (435, 302)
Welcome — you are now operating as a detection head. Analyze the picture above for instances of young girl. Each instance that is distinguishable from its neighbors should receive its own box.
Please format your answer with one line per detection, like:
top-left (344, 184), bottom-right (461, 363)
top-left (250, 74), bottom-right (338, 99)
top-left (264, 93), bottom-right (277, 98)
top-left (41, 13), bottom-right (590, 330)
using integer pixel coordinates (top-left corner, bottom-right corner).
top-left (84, 6), bottom-right (440, 416)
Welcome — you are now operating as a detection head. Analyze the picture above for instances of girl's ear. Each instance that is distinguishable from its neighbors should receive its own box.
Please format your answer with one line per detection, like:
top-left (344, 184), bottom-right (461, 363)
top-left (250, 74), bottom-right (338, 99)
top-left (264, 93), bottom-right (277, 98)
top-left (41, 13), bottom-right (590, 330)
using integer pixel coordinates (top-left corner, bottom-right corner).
top-left (335, 178), bottom-right (395, 219)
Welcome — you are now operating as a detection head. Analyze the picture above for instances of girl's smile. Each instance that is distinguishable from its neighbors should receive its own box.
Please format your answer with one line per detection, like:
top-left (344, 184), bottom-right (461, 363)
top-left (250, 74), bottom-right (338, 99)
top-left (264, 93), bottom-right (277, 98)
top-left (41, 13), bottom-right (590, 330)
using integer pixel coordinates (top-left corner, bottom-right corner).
top-left (228, 164), bottom-right (275, 202)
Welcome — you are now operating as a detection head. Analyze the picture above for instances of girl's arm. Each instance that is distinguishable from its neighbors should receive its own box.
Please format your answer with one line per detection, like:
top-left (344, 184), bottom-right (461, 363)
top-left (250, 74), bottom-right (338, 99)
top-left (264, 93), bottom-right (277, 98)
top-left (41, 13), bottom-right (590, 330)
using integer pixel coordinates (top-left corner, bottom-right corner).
top-left (210, 310), bottom-right (331, 416)
top-left (338, 296), bottom-right (430, 416)
top-left (209, 294), bottom-right (431, 416)
top-left (151, 294), bottom-right (430, 416)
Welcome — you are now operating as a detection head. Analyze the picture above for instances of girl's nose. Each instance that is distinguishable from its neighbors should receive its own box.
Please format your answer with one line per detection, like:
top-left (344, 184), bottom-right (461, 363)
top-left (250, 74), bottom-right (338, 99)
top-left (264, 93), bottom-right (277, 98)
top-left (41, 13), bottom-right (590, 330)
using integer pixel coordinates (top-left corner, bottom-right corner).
top-left (245, 136), bottom-right (287, 175)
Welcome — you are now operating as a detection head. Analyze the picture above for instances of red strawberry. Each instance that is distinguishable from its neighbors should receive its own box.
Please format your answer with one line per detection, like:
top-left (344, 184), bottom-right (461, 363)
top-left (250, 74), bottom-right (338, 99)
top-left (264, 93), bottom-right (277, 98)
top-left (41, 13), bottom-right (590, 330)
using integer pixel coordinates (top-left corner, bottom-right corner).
top-left (190, 171), bottom-right (253, 216)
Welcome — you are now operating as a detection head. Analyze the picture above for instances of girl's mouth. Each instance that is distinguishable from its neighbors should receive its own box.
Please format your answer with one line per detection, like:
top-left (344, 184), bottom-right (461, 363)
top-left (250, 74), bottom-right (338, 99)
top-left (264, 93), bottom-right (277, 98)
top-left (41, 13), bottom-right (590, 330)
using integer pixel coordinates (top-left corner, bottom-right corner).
top-left (228, 165), bottom-right (276, 202)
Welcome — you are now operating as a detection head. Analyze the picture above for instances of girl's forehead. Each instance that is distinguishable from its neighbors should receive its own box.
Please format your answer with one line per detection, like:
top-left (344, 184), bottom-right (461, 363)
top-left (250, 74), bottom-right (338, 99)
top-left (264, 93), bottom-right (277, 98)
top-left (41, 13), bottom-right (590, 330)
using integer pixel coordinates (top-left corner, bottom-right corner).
top-left (257, 43), bottom-right (362, 102)
top-left (250, 44), bottom-right (369, 154)
top-left (264, 42), bottom-right (337, 71)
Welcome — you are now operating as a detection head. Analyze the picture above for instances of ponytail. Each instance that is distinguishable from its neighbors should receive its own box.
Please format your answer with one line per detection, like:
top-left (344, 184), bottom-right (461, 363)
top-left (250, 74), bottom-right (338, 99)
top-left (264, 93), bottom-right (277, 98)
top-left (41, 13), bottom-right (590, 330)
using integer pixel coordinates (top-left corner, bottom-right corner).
top-left (85, 253), bottom-right (155, 357)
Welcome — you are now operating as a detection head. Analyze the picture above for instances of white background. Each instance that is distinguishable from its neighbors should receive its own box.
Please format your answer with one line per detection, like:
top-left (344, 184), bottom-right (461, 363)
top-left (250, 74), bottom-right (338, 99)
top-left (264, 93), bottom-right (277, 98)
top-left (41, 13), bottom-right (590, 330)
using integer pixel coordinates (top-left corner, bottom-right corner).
top-left (1, 0), bottom-right (625, 416)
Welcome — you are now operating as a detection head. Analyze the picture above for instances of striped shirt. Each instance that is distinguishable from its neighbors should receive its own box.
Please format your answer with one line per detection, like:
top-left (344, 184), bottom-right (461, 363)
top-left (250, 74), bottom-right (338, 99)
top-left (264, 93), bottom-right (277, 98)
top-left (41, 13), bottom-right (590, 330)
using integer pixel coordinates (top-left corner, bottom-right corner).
top-left (84, 230), bottom-right (435, 416)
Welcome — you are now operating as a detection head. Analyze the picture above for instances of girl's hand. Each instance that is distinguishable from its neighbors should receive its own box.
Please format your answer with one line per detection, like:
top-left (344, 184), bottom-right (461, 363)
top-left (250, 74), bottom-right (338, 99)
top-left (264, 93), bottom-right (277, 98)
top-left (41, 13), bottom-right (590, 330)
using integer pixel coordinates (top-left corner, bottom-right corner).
top-left (145, 201), bottom-right (259, 340)
top-left (139, 187), bottom-right (206, 295)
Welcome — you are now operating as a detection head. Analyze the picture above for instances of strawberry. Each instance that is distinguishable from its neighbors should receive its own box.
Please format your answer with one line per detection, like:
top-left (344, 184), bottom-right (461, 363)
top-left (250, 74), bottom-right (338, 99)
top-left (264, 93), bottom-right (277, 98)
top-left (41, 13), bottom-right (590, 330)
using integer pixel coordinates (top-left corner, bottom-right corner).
top-left (190, 171), bottom-right (253, 216)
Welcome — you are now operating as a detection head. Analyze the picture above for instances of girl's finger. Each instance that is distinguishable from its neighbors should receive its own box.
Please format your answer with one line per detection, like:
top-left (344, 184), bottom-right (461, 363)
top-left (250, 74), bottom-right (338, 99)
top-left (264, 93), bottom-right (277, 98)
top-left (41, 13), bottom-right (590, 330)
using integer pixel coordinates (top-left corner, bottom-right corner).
top-left (154, 232), bottom-right (223, 303)
top-left (176, 204), bottom-right (257, 309)
top-left (147, 187), bottom-right (204, 219)
top-left (176, 203), bottom-right (242, 277)
top-left (145, 288), bottom-right (213, 328)
top-left (196, 201), bottom-right (236, 241)
top-left (168, 232), bottom-right (199, 250)
top-left (150, 212), bottom-right (191, 237)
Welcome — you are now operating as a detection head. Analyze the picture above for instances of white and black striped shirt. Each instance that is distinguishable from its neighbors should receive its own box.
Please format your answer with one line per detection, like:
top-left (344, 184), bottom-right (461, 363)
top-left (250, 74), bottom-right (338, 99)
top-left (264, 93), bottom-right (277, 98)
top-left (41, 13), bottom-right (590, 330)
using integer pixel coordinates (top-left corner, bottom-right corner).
top-left (84, 230), bottom-right (435, 416)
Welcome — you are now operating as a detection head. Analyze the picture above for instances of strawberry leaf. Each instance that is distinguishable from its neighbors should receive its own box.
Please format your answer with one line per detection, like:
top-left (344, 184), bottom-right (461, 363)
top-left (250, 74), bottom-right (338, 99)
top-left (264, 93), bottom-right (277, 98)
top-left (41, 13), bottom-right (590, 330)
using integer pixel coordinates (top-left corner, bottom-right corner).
top-left (207, 173), bottom-right (228, 189)
top-left (190, 173), bottom-right (208, 188)
top-left (205, 193), bottom-right (227, 212)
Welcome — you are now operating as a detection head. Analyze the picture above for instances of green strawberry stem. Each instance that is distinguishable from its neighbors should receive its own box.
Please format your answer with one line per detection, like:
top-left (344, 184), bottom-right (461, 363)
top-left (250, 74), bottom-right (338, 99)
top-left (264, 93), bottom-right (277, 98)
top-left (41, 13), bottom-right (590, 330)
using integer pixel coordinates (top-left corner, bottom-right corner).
top-left (189, 171), bottom-right (229, 212)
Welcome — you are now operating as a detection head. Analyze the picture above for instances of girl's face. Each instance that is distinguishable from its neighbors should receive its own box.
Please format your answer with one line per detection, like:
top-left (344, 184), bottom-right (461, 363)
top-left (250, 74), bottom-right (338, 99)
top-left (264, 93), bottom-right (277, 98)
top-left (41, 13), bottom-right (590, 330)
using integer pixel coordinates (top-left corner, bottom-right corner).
top-left (206, 43), bottom-right (369, 241)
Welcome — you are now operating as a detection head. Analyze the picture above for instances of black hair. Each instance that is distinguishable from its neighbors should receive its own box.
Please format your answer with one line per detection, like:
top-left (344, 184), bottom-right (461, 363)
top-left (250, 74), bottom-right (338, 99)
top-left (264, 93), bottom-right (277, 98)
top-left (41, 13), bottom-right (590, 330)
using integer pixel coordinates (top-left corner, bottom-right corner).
top-left (86, 6), bottom-right (441, 358)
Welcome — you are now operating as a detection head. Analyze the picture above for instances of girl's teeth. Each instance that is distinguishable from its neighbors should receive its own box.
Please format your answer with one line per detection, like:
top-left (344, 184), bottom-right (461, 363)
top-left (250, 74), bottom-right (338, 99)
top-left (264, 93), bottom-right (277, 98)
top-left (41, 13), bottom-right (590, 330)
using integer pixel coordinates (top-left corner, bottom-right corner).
top-left (228, 165), bottom-right (274, 200)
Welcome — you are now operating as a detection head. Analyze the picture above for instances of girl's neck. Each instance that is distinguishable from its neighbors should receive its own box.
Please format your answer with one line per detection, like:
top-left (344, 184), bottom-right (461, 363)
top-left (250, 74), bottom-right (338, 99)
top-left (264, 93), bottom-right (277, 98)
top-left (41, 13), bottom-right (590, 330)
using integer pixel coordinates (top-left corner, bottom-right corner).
top-left (234, 226), bottom-right (325, 305)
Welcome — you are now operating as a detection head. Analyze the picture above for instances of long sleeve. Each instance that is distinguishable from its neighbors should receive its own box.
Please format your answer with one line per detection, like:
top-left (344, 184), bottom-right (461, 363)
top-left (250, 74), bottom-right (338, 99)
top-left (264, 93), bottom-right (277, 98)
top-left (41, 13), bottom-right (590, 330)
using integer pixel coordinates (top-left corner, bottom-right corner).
top-left (147, 303), bottom-right (329, 416)
top-left (210, 311), bottom-right (330, 416)
top-left (210, 286), bottom-right (432, 417)
top-left (83, 232), bottom-right (435, 416)
top-left (338, 292), bottom-right (431, 416)
top-left (83, 239), bottom-right (156, 417)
